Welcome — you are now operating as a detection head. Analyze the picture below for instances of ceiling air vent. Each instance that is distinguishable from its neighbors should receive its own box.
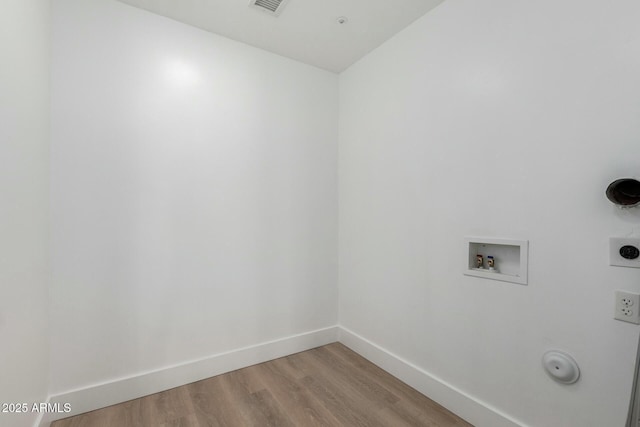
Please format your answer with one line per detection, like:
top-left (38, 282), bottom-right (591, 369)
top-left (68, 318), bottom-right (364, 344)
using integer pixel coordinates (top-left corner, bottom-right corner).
top-left (248, 0), bottom-right (290, 16)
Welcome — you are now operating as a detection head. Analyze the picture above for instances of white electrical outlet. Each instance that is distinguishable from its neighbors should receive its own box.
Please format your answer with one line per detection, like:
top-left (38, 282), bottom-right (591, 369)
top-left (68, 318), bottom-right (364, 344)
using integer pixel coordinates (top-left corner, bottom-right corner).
top-left (614, 290), bottom-right (640, 324)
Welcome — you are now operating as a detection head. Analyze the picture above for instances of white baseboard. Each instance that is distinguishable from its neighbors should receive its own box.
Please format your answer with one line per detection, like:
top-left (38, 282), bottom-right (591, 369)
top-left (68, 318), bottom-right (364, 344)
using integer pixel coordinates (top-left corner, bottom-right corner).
top-left (38, 325), bottom-right (524, 427)
top-left (337, 326), bottom-right (526, 427)
top-left (39, 326), bottom-right (339, 426)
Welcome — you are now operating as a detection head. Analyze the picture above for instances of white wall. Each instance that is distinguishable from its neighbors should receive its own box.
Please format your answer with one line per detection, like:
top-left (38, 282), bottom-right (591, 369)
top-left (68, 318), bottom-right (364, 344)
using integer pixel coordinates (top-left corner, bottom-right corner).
top-left (50, 0), bottom-right (337, 395)
top-left (45, 0), bottom-right (640, 424)
top-left (0, 1), bottom-right (51, 426)
top-left (339, 0), bottom-right (640, 426)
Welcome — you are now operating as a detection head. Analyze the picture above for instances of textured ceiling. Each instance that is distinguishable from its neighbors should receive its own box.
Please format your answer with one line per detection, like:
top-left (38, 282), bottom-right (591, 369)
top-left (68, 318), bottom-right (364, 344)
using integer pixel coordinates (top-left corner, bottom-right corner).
top-left (116, 0), bottom-right (445, 73)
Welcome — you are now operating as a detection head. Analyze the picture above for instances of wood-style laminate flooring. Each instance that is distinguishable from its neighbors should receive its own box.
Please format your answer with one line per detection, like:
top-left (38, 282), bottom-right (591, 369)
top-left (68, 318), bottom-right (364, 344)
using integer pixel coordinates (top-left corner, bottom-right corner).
top-left (52, 343), bottom-right (473, 427)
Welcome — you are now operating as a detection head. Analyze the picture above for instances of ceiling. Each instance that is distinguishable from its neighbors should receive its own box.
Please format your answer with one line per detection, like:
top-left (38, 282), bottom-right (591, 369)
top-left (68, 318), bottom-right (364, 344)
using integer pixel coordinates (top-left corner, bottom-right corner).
top-left (116, 0), bottom-right (445, 73)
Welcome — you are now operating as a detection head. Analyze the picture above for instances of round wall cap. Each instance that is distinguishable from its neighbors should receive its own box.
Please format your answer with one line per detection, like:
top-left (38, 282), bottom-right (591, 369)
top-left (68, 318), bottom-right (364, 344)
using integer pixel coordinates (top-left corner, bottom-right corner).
top-left (542, 350), bottom-right (580, 384)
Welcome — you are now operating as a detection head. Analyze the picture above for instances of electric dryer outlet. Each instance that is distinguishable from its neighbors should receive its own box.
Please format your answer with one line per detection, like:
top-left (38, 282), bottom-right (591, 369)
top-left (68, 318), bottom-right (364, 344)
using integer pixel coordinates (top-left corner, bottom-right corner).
top-left (610, 238), bottom-right (640, 268)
